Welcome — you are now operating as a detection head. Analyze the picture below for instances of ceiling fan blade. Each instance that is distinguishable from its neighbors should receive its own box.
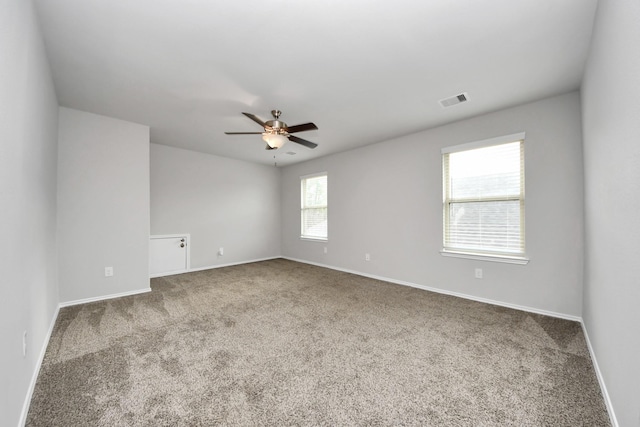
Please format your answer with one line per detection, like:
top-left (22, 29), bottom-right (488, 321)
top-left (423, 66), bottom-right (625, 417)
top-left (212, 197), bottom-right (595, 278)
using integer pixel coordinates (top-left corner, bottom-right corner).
top-left (242, 112), bottom-right (267, 127)
top-left (286, 122), bottom-right (318, 133)
top-left (289, 135), bottom-right (318, 149)
top-left (224, 132), bottom-right (264, 135)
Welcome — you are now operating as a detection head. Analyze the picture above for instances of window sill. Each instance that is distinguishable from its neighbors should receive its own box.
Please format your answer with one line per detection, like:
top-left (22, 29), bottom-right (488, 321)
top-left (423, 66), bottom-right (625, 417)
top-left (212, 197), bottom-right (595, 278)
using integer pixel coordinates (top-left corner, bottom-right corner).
top-left (440, 249), bottom-right (529, 265)
top-left (300, 236), bottom-right (328, 242)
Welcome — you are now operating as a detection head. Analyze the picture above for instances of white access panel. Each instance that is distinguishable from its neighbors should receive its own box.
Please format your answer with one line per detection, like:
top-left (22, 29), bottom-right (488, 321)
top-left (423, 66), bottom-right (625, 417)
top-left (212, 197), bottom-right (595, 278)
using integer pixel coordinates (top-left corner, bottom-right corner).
top-left (149, 234), bottom-right (190, 277)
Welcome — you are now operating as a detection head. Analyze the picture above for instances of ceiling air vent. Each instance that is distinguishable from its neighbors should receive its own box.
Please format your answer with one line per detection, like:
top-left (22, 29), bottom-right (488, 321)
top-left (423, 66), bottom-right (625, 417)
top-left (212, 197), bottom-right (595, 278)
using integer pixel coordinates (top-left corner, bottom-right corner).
top-left (439, 92), bottom-right (469, 108)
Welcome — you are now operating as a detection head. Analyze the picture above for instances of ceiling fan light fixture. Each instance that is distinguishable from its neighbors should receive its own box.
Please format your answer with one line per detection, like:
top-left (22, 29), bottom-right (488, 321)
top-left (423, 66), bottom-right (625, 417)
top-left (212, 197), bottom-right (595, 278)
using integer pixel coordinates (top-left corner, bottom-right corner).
top-left (262, 133), bottom-right (288, 149)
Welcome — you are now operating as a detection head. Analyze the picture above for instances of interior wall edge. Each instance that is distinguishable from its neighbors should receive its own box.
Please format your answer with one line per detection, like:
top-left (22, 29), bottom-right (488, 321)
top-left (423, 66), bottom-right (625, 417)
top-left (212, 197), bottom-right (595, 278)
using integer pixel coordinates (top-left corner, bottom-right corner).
top-left (581, 321), bottom-right (619, 427)
top-left (18, 304), bottom-right (60, 427)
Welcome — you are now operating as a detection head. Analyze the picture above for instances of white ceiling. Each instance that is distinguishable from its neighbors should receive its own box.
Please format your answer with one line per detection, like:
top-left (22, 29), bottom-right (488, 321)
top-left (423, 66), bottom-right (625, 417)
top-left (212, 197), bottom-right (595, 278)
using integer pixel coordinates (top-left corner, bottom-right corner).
top-left (34, 0), bottom-right (598, 167)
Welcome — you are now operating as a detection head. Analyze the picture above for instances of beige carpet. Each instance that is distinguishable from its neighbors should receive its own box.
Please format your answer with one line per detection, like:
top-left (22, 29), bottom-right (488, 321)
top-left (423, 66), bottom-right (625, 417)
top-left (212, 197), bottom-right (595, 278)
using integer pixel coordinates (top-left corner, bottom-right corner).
top-left (27, 259), bottom-right (610, 426)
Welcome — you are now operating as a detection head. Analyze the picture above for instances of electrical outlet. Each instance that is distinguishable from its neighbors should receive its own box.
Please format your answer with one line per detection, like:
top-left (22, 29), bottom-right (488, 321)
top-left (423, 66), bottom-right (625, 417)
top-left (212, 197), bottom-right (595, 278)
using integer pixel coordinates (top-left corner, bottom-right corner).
top-left (365, 253), bottom-right (371, 261)
top-left (219, 247), bottom-right (224, 256)
top-left (23, 331), bottom-right (27, 357)
top-left (105, 266), bottom-right (113, 277)
top-left (475, 268), bottom-right (483, 279)
top-left (323, 247), bottom-right (327, 254)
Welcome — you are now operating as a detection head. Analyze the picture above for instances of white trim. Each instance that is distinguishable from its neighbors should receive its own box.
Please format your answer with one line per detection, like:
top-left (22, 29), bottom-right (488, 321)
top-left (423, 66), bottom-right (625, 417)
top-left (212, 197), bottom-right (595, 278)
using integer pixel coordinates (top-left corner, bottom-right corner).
top-left (300, 173), bottom-right (328, 241)
top-left (285, 255), bottom-right (619, 423)
top-left (300, 237), bottom-right (328, 242)
top-left (19, 304), bottom-right (60, 427)
top-left (281, 257), bottom-right (625, 421)
top-left (440, 249), bottom-right (529, 265)
top-left (151, 269), bottom-right (188, 279)
top-left (14, 256), bottom-right (272, 425)
top-left (580, 321), bottom-right (619, 427)
top-left (441, 132), bottom-right (526, 154)
top-left (18, 258), bottom-right (616, 427)
top-left (176, 256), bottom-right (281, 275)
top-left (150, 233), bottom-right (189, 238)
top-left (282, 256), bottom-right (579, 322)
top-left (299, 171), bottom-right (328, 180)
top-left (59, 287), bottom-right (151, 308)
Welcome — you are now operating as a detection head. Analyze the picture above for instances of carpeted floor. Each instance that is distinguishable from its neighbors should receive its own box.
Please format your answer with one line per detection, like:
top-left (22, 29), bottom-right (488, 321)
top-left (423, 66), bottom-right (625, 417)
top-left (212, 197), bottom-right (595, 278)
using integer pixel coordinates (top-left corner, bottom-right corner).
top-left (26, 259), bottom-right (610, 426)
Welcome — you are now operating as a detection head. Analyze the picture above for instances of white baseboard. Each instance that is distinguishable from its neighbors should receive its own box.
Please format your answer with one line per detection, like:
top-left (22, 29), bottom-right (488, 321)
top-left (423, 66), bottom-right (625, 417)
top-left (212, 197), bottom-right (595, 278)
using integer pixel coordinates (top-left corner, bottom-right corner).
top-left (160, 256), bottom-right (282, 276)
top-left (22, 257), bottom-right (615, 427)
top-left (580, 321), bottom-right (618, 427)
top-left (150, 269), bottom-right (188, 278)
top-left (59, 287), bottom-right (151, 308)
top-left (19, 304), bottom-right (60, 427)
top-left (20, 287), bottom-right (150, 425)
top-left (282, 257), bottom-right (581, 322)
top-left (283, 257), bottom-right (622, 422)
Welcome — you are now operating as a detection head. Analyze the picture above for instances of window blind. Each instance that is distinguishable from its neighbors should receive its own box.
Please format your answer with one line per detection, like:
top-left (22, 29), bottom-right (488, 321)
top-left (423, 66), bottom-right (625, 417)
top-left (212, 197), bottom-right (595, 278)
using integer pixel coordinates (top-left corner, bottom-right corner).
top-left (301, 173), bottom-right (328, 239)
top-left (443, 139), bottom-right (524, 256)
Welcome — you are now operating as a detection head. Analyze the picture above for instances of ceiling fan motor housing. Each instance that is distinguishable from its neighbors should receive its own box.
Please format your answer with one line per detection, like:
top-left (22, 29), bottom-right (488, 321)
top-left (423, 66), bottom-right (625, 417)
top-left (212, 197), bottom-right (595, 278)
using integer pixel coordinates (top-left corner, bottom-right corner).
top-left (265, 120), bottom-right (288, 134)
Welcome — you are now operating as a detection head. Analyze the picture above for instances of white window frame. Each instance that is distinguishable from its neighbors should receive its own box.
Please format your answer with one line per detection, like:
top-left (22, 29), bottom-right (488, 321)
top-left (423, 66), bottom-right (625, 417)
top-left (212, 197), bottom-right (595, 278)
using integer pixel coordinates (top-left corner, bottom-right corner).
top-left (441, 133), bottom-right (528, 264)
top-left (300, 172), bottom-right (328, 241)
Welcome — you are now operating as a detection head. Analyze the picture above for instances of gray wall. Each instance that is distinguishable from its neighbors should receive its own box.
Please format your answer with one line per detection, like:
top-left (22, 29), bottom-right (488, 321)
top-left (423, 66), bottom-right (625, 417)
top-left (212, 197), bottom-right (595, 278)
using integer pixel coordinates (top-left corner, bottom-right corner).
top-left (0, 0), bottom-right (59, 425)
top-left (581, 1), bottom-right (640, 425)
top-left (57, 107), bottom-right (150, 303)
top-left (150, 144), bottom-right (281, 269)
top-left (282, 92), bottom-right (584, 318)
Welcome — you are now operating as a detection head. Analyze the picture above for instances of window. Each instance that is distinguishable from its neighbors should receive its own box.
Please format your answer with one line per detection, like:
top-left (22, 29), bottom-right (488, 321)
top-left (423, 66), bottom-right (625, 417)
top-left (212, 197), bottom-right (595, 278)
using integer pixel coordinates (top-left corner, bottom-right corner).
top-left (442, 133), bottom-right (526, 263)
top-left (301, 173), bottom-right (328, 240)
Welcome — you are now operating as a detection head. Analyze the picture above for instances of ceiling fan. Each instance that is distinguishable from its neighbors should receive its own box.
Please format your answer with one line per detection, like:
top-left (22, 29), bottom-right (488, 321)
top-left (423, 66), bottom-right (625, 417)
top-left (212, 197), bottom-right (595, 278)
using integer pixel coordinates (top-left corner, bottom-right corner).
top-left (225, 110), bottom-right (318, 150)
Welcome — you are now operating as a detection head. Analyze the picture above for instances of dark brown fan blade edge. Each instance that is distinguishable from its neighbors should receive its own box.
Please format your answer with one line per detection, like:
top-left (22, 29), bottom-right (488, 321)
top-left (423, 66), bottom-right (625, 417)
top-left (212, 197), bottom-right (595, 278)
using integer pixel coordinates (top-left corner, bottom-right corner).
top-left (242, 112), bottom-right (267, 127)
top-left (289, 135), bottom-right (318, 149)
top-left (224, 132), bottom-right (263, 135)
top-left (286, 122), bottom-right (318, 133)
